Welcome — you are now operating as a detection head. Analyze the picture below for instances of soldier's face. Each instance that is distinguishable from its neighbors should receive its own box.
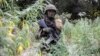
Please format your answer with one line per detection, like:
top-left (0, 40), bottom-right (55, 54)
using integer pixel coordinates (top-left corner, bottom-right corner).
top-left (47, 10), bottom-right (56, 18)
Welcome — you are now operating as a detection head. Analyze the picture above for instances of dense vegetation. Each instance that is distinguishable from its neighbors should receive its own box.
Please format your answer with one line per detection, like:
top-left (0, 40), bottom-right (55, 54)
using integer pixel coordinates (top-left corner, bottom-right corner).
top-left (0, 0), bottom-right (100, 56)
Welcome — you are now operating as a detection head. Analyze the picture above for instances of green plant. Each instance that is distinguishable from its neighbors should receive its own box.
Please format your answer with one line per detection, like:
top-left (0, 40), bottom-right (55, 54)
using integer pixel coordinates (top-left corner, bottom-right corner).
top-left (58, 17), bottom-right (100, 56)
top-left (0, 0), bottom-right (44, 56)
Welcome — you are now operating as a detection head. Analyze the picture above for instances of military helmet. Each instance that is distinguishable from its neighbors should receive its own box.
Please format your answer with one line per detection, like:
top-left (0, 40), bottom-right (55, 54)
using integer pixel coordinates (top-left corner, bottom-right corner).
top-left (44, 4), bottom-right (57, 14)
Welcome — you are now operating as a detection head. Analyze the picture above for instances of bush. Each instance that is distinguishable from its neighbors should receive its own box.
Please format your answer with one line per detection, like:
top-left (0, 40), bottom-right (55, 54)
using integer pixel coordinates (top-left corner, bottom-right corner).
top-left (52, 17), bottom-right (100, 56)
top-left (0, 0), bottom-right (44, 56)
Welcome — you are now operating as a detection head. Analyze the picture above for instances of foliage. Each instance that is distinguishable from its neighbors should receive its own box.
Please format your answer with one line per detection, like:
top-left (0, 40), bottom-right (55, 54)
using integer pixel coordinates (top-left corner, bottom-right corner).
top-left (53, 17), bottom-right (100, 56)
top-left (0, 0), bottom-right (100, 56)
top-left (0, 0), bottom-right (44, 56)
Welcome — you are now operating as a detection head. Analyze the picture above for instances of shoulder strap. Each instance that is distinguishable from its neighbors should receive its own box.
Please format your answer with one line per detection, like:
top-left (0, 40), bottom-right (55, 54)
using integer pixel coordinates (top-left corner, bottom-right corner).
top-left (38, 19), bottom-right (48, 28)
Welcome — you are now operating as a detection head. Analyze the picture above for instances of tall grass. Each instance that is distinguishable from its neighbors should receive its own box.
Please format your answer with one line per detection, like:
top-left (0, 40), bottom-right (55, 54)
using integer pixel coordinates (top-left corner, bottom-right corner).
top-left (0, 0), bottom-right (44, 56)
top-left (51, 17), bottom-right (100, 56)
top-left (0, 0), bottom-right (100, 56)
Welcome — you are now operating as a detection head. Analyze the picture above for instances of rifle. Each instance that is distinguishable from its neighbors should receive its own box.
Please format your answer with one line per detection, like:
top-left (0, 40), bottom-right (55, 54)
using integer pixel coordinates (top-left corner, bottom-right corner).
top-left (38, 19), bottom-right (60, 45)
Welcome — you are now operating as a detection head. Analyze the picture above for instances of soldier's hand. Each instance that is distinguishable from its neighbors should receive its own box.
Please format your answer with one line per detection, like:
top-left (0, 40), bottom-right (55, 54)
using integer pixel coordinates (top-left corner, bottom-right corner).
top-left (55, 19), bottom-right (63, 30)
top-left (43, 28), bottom-right (52, 32)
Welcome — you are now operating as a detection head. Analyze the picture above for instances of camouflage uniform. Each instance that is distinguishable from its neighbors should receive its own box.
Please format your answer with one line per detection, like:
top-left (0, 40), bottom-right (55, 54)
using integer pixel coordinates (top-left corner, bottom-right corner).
top-left (36, 4), bottom-right (61, 52)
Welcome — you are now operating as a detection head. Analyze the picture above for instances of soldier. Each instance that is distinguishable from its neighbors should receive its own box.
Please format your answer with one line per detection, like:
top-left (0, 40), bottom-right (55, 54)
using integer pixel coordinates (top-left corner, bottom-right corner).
top-left (36, 4), bottom-right (63, 52)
